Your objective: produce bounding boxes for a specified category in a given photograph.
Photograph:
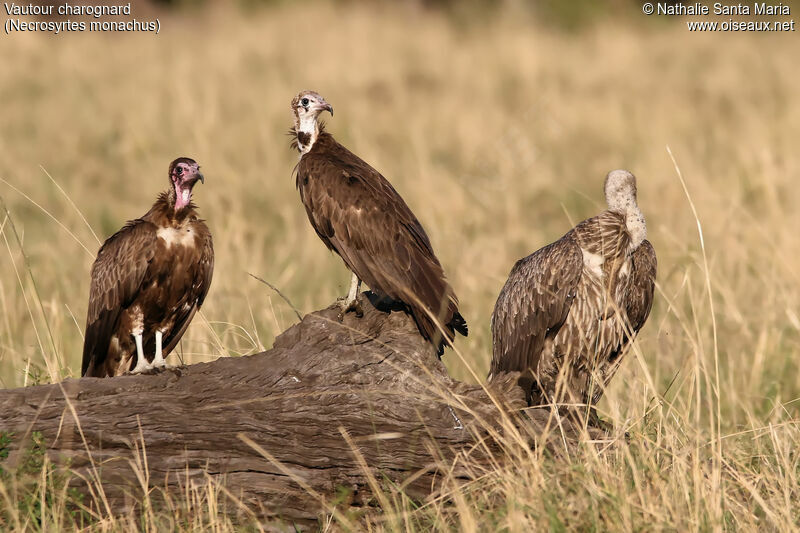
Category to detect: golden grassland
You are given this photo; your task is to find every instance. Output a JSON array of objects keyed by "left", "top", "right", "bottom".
[{"left": 1, "top": 3, "right": 799, "bottom": 530}]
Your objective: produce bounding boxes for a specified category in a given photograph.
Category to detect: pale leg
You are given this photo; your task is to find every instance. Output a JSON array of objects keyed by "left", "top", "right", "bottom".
[
  {"left": 152, "top": 330, "right": 167, "bottom": 368},
  {"left": 131, "top": 332, "right": 152, "bottom": 373},
  {"left": 338, "top": 272, "right": 363, "bottom": 317},
  {"left": 346, "top": 273, "right": 361, "bottom": 306}
]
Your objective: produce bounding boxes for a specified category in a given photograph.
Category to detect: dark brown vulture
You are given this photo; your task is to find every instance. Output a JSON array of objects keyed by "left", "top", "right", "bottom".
[
  {"left": 81, "top": 157, "right": 214, "bottom": 377},
  {"left": 289, "top": 90, "right": 467, "bottom": 354},
  {"left": 489, "top": 170, "right": 657, "bottom": 414}
]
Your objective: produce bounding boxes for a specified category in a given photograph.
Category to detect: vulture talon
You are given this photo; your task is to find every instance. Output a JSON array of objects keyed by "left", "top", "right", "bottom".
[
  {"left": 336, "top": 273, "right": 364, "bottom": 319},
  {"left": 339, "top": 296, "right": 364, "bottom": 318},
  {"left": 129, "top": 365, "right": 155, "bottom": 376},
  {"left": 336, "top": 295, "right": 363, "bottom": 320}
]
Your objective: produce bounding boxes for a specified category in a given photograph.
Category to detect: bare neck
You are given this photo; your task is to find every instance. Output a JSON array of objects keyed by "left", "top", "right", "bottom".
[
  {"left": 613, "top": 204, "right": 646, "bottom": 250},
  {"left": 294, "top": 115, "right": 320, "bottom": 155},
  {"left": 156, "top": 191, "right": 196, "bottom": 225}
]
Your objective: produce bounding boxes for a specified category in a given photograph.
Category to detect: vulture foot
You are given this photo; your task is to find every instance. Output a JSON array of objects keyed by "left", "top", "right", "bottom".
[
  {"left": 337, "top": 295, "right": 364, "bottom": 320},
  {"left": 337, "top": 273, "right": 364, "bottom": 320},
  {"left": 152, "top": 358, "right": 173, "bottom": 370},
  {"left": 127, "top": 365, "right": 157, "bottom": 376},
  {"left": 130, "top": 359, "right": 154, "bottom": 374}
]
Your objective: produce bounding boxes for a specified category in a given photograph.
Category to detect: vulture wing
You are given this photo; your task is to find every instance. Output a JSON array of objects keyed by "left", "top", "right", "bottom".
[
  {"left": 297, "top": 139, "right": 464, "bottom": 350},
  {"left": 626, "top": 239, "right": 657, "bottom": 332},
  {"left": 82, "top": 220, "right": 157, "bottom": 376},
  {"left": 490, "top": 235, "right": 583, "bottom": 396},
  {"left": 160, "top": 225, "right": 214, "bottom": 356}
]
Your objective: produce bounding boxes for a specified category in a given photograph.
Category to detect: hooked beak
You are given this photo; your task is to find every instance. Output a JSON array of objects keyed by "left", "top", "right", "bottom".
[
  {"left": 314, "top": 99, "right": 333, "bottom": 117},
  {"left": 197, "top": 170, "right": 205, "bottom": 184}
]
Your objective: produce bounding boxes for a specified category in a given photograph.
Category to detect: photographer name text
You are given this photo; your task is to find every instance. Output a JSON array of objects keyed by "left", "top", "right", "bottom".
[{"left": 655, "top": 2, "right": 788, "bottom": 16}]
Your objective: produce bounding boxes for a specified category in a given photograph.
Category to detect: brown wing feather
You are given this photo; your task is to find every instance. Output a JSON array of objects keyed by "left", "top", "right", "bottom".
[
  {"left": 160, "top": 222, "right": 214, "bottom": 356},
  {"left": 586, "top": 238, "right": 657, "bottom": 403},
  {"left": 298, "top": 133, "right": 466, "bottom": 353},
  {"left": 490, "top": 235, "right": 583, "bottom": 401},
  {"left": 81, "top": 220, "right": 157, "bottom": 376},
  {"left": 626, "top": 239, "right": 657, "bottom": 332}
]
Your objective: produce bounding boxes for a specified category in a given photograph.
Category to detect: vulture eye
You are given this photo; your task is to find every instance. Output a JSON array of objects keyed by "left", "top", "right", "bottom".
[
  {"left": 301, "top": 97, "right": 310, "bottom": 107},
  {"left": 176, "top": 166, "right": 184, "bottom": 175}
]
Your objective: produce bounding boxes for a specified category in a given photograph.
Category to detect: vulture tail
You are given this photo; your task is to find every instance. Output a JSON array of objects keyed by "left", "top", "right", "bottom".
[
  {"left": 409, "top": 303, "right": 468, "bottom": 356},
  {"left": 448, "top": 311, "right": 468, "bottom": 337}
]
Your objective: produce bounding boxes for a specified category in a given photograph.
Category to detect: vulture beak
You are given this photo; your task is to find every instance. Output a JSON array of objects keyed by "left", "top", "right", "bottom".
[
  {"left": 197, "top": 170, "right": 205, "bottom": 184},
  {"left": 316, "top": 99, "right": 333, "bottom": 116}
]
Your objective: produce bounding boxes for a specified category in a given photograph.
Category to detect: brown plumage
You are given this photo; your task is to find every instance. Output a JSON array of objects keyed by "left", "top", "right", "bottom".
[
  {"left": 82, "top": 157, "right": 214, "bottom": 377},
  {"left": 490, "top": 170, "right": 656, "bottom": 409},
  {"left": 290, "top": 90, "right": 467, "bottom": 354}
]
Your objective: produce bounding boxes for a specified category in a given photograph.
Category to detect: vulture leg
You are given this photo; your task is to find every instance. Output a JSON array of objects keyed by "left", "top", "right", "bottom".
[
  {"left": 130, "top": 332, "right": 152, "bottom": 373},
  {"left": 152, "top": 330, "right": 167, "bottom": 368},
  {"left": 338, "top": 273, "right": 364, "bottom": 319}
]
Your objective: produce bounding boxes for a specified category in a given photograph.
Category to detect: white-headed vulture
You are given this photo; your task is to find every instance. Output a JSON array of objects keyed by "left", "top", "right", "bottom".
[
  {"left": 289, "top": 90, "right": 467, "bottom": 355},
  {"left": 490, "top": 170, "right": 657, "bottom": 411}
]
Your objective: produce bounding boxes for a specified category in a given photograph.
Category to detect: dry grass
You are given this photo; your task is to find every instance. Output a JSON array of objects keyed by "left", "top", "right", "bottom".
[{"left": 1, "top": 2, "right": 799, "bottom": 530}]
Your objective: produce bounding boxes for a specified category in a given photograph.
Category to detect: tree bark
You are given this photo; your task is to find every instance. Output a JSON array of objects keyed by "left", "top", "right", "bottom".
[{"left": 0, "top": 296, "right": 602, "bottom": 529}]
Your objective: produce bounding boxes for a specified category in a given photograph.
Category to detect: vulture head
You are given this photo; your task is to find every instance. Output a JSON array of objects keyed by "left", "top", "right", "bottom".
[
  {"left": 605, "top": 169, "right": 647, "bottom": 248},
  {"left": 291, "top": 90, "right": 333, "bottom": 154},
  {"left": 604, "top": 169, "right": 638, "bottom": 212},
  {"left": 168, "top": 157, "right": 204, "bottom": 211}
]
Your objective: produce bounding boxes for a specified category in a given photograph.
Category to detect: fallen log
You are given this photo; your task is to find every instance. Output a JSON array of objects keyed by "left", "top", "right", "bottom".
[{"left": 0, "top": 295, "right": 605, "bottom": 529}]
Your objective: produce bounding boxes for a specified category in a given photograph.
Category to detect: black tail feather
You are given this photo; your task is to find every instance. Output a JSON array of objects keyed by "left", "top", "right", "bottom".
[
  {"left": 448, "top": 311, "right": 468, "bottom": 337},
  {"left": 365, "top": 291, "right": 467, "bottom": 356}
]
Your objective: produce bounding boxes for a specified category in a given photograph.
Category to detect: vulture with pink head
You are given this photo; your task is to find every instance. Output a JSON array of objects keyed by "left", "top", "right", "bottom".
[{"left": 81, "top": 157, "right": 214, "bottom": 377}]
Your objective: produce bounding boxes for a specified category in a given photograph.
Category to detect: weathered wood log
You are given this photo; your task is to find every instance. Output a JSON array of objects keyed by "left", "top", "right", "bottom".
[{"left": 0, "top": 295, "right": 604, "bottom": 529}]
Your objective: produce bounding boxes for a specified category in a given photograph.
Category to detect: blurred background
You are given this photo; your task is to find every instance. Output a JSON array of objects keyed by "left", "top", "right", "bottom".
[{"left": 1, "top": 0, "right": 799, "bottom": 425}]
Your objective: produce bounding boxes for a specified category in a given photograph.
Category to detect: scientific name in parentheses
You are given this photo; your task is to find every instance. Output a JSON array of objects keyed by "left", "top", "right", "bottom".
[{"left": 657, "top": 3, "right": 790, "bottom": 15}]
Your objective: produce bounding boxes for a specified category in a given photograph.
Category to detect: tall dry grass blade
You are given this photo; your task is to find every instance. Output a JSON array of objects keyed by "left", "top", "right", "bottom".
[
  {"left": 0, "top": 177, "right": 94, "bottom": 258},
  {"left": 39, "top": 165, "right": 101, "bottom": 246},
  {"left": 0, "top": 197, "right": 59, "bottom": 381},
  {"left": 247, "top": 272, "right": 303, "bottom": 321},
  {"left": 338, "top": 427, "right": 396, "bottom": 524},
  {"left": 666, "top": 146, "right": 723, "bottom": 522},
  {"left": 54, "top": 381, "right": 114, "bottom": 520}
]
